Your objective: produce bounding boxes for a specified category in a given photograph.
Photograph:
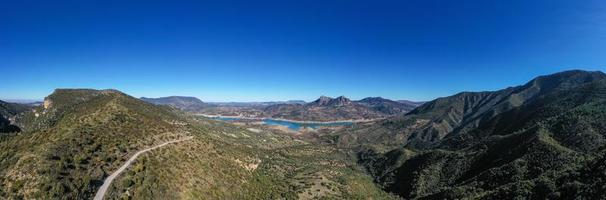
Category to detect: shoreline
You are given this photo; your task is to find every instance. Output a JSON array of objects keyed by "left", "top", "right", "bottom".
[{"left": 193, "top": 114, "right": 382, "bottom": 124}]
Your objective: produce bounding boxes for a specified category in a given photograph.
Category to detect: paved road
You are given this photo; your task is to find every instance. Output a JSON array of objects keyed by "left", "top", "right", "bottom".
[{"left": 93, "top": 136, "right": 194, "bottom": 200}]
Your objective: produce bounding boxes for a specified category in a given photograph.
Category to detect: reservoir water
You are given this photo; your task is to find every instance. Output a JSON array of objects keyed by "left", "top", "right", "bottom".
[{"left": 208, "top": 116, "right": 353, "bottom": 130}]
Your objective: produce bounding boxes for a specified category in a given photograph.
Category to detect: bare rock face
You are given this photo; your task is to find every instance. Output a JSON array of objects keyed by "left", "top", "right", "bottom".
[
  {"left": 309, "top": 96, "right": 351, "bottom": 107},
  {"left": 329, "top": 96, "right": 352, "bottom": 106},
  {"left": 311, "top": 96, "right": 334, "bottom": 106},
  {"left": 43, "top": 99, "right": 52, "bottom": 109}
]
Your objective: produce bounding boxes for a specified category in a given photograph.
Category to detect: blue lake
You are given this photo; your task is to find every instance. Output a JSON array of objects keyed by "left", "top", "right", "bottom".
[{"left": 208, "top": 116, "right": 353, "bottom": 130}]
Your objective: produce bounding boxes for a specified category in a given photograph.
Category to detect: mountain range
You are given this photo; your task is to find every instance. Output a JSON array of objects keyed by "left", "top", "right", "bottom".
[
  {"left": 264, "top": 96, "right": 421, "bottom": 121},
  {"left": 329, "top": 70, "right": 606, "bottom": 199},
  {"left": 140, "top": 97, "right": 307, "bottom": 109},
  {"left": 142, "top": 95, "right": 423, "bottom": 121},
  {"left": 2, "top": 70, "right": 606, "bottom": 199}
]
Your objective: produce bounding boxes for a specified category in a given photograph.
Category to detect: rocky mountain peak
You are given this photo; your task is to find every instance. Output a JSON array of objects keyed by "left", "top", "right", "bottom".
[
  {"left": 311, "top": 96, "right": 334, "bottom": 106},
  {"left": 309, "top": 96, "right": 351, "bottom": 106},
  {"left": 329, "top": 96, "right": 352, "bottom": 106}
]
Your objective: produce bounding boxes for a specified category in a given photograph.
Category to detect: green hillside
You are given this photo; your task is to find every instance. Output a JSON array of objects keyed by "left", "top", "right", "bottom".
[
  {"left": 3, "top": 70, "right": 605, "bottom": 199},
  {"left": 0, "top": 89, "right": 392, "bottom": 199},
  {"left": 334, "top": 70, "right": 606, "bottom": 199}
]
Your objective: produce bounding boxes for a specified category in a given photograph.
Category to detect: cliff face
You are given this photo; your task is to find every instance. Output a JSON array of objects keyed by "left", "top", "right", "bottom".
[{"left": 43, "top": 99, "right": 52, "bottom": 109}]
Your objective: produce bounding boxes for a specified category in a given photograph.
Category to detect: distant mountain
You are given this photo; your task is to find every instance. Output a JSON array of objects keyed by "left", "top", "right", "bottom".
[
  {"left": 330, "top": 70, "right": 606, "bottom": 199},
  {"left": 284, "top": 100, "right": 307, "bottom": 104},
  {"left": 177, "top": 99, "right": 307, "bottom": 118},
  {"left": 358, "top": 97, "right": 419, "bottom": 115},
  {"left": 396, "top": 100, "right": 425, "bottom": 107},
  {"left": 0, "top": 100, "right": 30, "bottom": 118},
  {"left": 264, "top": 96, "right": 420, "bottom": 121},
  {"left": 140, "top": 96, "right": 207, "bottom": 112},
  {"left": 2, "top": 99, "right": 43, "bottom": 104},
  {"left": 0, "top": 100, "right": 31, "bottom": 132},
  {"left": 206, "top": 100, "right": 306, "bottom": 107},
  {"left": 307, "top": 96, "right": 352, "bottom": 106},
  {"left": 143, "top": 95, "right": 419, "bottom": 121}
]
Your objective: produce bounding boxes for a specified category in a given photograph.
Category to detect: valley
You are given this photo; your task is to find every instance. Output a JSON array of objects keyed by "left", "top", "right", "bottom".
[
  {"left": 4, "top": 1, "right": 605, "bottom": 199},
  {"left": 142, "top": 95, "right": 423, "bottom": 122},
  {"left": 1, "top": 70, "right": 606, "bottom": 199}
]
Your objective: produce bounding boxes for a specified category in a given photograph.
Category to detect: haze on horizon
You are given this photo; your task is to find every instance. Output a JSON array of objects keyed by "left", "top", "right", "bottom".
[{"left": 2, "top": 1, "right": 606, "bottom": 102}]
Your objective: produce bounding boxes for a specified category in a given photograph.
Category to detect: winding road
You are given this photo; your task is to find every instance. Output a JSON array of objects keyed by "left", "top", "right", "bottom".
[{"left": 93, "top": 136, "right": 194, "bottom": 200}]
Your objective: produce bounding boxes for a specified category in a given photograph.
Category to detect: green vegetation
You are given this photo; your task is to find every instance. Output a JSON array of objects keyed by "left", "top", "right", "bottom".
[
  {"left": 140, "top": 96, "right": 207, "bottom": 112},
  {"left": 0, "top": 89, "right": 393, "bottom": 199},
  {"left": 3, "top": 70, "right": 606, "bottom": 199},
  {"left": 102, "top": 111, "right": 394, "bottom": 199},
  {"left": 0, "top": 89, "right": 187, "bottom": 199},
  {"left": 335, "top": 70, "right": 606, "bottom": 199}
]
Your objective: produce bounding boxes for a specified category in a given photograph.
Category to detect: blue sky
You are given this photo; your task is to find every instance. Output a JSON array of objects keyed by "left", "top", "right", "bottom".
[{"left": 1, "top": 0, "right": 605, "bottom": 102}]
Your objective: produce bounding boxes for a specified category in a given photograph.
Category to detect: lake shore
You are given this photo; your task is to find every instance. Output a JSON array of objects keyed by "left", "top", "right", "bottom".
[{"left": 194, "top": 114, "right": 382, "bottom": 124}]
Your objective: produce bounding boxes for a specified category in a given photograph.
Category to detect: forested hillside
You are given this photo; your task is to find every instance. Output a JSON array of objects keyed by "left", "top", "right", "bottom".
[{"left": 333, "top": 70, "right": 606, "bottom": 199}]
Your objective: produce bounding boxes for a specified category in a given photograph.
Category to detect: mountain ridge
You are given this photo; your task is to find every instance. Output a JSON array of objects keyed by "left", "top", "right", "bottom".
[
  {"left": 263, "top": 95, "right": 421, "bottom": 121},
  {"left": 140, "top": 96, "right": 207, "bottom": 112},
  {"left": 330, "top": 69, "right": 606, "bottom": 199},
  {"left": 336, "top": 70, "right": 606, "bottom": 149}
]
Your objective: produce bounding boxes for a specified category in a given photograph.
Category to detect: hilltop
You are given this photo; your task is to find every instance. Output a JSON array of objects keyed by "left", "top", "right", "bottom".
[{"left": 1, "top": 89, "right": 189, "bottom": 198}]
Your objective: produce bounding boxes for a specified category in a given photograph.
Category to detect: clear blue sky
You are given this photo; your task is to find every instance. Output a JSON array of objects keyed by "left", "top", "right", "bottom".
[{"left": 1, "top": 0, "right": 605, "bottom": 102}]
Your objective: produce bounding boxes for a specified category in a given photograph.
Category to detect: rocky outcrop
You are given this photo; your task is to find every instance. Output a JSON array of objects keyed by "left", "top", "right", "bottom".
[
  {"left": 43, "top": 99, "right": 52, "bottom": 109},
  {"left": 330, "top": 96, "right": 352, "bottom": 106},
  {"left": 310, "top": 96, "right": 334, "bottom": 106}
]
